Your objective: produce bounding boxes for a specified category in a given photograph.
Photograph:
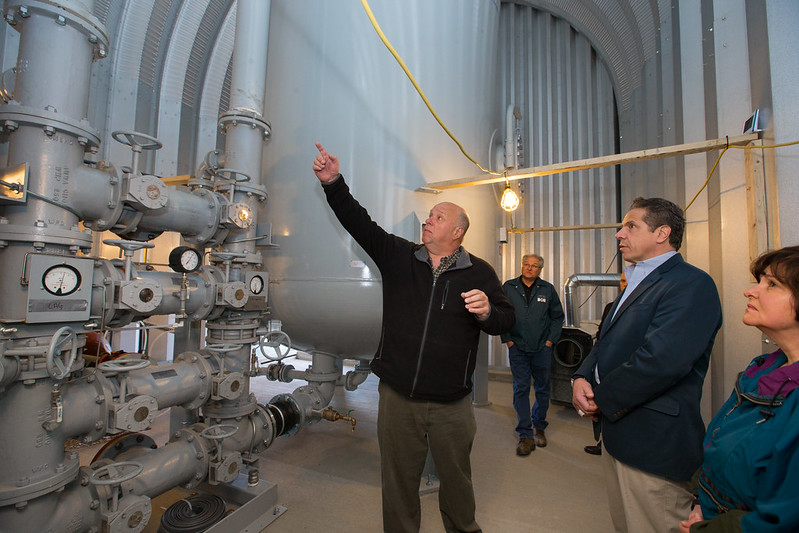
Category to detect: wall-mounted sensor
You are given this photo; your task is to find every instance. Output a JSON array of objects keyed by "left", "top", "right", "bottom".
[{"left": 743, "top": 109, "right": 762, "bottom": 134}]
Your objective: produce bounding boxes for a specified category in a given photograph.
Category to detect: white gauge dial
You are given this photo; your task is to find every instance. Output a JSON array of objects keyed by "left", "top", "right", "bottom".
[
  {"left": 181, "top": 249, "right": 200, "bottom": 271},
  {"left": 168, "top": 246, "right": 202, "bottom": 273},
  {"left": 43, "top": 264, "right": 82, "bottom": 296},
  {"left": 249, "top": 275, "right": 264, "bottom": 295}
]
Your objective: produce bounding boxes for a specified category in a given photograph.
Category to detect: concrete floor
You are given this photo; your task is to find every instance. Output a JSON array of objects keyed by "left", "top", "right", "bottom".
[
  {"left": 247, "top": 365, "right": 613, "bottom": 533},
  {"left": 77, "top": 362, "right": 614, "bottom": 533}
]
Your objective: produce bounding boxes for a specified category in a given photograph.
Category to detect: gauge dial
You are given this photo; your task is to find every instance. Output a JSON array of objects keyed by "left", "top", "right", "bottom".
[
  {"left": 43, "top": 264, "right": 82, "bottom": 296},
  {"left": 168, "top": 246, "right": 202, "bottom": 273},
  {"left": 249, "top": 274, "right": 264, "bottom": 295}
]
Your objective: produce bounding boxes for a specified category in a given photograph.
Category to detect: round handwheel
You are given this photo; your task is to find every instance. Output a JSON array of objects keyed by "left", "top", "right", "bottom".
[
  {"left": 214, "top": 168, "right": 251, "bottom": 183},
  {"left": 46, "top": 326, "right": 78, "bottom": 380},
  {"left": 258, "top": 330, "right": 292, "bottom": 361},
  {"left": 98, "top": 355, "right": 151, "bottom": 373},
  {"left": 111, "top": 130, "right": 163, "bottom": 151},
  {"left": 89, "top": 461, "right": 144, "bottom": 486},
  {"left": 200, "top": 424, "right": 239, "bottom": 441},
  {"left": 205, "top": 343, "right": 243, "bottom": 353}
]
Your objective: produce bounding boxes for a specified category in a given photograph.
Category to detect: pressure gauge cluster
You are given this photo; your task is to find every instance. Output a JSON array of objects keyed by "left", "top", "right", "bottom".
[{"left": 168, "top": 246, "right": 202, "bottom": 273}]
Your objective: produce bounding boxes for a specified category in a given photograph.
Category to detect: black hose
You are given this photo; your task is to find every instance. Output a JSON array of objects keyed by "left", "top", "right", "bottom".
[{"left": 158, "top": 493, "right": 227, "bottom": 533}]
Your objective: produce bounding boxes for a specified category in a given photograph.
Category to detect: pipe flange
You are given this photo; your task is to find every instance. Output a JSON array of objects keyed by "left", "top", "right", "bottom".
[
  {"left": 0, "top": 103, "right": 101, "bottom": 148},
  {"left": 118, "top": 279, "right": 163, "bottom": 313},
  {"left": 0, "top": 222, "right": 93, "bottom": 248},
  {"left": 0, "top": 449, "right": 80, "bottom": 506},
  {"left": 4, "top": 1, "right": 110, "bottom": 58},
  {"left": 211, "top": 371, "right": 245, "bottom": 401},
  {"left": 91, "top": 432, "right": 157, "bottom": 464},
  {"left": 110, "top": 394, "right": 158, "bottom": 433},
  {"left": 202, "top": 393, "right": 258, "bottom": 420},
  {"left": 168, "top": 424, "right": 211, "bottom": 489},
  {"left": 253, "top": 403, "right": 276, "bottom": 450},
  {"left": 218, "top": 111, "right": 271, "bottom": 142},
  {"left": 181, "top": 188, "right": 225, "bottom": 245},
  {"left": 268, "top": 393, "right": 305, "bottom": 437}
]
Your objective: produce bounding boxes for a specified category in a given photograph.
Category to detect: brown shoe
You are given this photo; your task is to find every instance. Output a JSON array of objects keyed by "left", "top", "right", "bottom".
[
  {"left": 533, "top": 428, "right": 547, "bottom": 447},
  {"left": 516, "top": 438, "right": 535, "bottom": 456}
]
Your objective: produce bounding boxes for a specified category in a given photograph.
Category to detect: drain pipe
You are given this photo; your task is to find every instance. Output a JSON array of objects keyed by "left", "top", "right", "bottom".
[{"left": 563, "top": 273, "right": 621, "bottom": 327}]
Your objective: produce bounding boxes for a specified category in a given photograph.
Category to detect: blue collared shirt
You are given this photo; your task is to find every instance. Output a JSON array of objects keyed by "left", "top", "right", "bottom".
[{"left": 613, "top": 251, "right": 677, "bottom": 320}]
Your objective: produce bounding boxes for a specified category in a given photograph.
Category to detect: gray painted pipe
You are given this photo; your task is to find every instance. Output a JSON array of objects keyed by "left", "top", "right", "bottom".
[{"left": 563, "top": 273, "right": 621, "bottom": 327}]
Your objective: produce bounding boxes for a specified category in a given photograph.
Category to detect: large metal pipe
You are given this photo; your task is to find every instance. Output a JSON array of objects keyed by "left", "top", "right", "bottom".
[
  {"left": 563, "top": 273, "right": 621, "bottom": 327},
  {"left": 217, "top": 0, "right": 271, "bottom": 257}
]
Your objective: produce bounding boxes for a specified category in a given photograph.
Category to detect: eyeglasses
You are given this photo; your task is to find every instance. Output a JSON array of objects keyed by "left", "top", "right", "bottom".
[{"left": 524, "top": 264, "right": 543, "bottom": 269}]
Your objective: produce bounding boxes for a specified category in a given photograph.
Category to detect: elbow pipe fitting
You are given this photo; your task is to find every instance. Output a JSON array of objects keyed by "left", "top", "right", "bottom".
[
  {"left": 343, "top": 362, "right": 371, "bottom": 391},
  {"left": 563, "top": 273, "right": 622, "bottom": 327}
]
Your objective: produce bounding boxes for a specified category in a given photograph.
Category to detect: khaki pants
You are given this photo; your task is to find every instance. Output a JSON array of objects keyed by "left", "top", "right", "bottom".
[
  {"left": 377, "top": 381, "right": 481, "bottom": 533},
  {"left": 602, "top": 448, "right": 694, "bottom": 533}
]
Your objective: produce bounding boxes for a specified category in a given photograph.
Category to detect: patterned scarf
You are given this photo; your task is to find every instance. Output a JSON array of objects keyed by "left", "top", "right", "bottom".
[{"left": 431, "top": 248, "right": 461, "bottom": 282}]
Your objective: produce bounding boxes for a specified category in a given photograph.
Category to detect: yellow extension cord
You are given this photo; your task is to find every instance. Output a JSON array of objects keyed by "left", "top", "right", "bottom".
[
  {"left": 359, "top": 0, "right": 799, "bottom": 214},
  {"left": 359, "top": 0, "right": 501, "bottom": 176}
]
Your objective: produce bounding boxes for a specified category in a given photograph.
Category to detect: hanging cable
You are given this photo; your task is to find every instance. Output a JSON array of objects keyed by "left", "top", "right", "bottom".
[
  {"left": 359, "top": 0, "right": 501, "bottom": 176},
  {"left": 684, "top": 138, "right": 799, "bottom": 212}
]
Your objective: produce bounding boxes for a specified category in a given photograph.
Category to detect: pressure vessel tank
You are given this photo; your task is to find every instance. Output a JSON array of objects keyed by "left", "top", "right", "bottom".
[{"left": 261, "top": 0, "right": 502, "bottom": 358}]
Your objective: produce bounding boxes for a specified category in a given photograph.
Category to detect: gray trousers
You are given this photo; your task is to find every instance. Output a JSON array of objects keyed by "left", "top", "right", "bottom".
[{"left": 377, "top": 381, "right": 481, "bottom": 533}]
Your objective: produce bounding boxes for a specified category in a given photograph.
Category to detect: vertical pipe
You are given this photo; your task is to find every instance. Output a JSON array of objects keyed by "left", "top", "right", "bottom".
[{"left": 222, "top": 0, "right": 271, "bottom": 255}]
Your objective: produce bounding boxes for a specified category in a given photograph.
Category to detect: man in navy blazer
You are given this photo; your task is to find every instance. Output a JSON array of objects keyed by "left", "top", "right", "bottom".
[{"left": 572, "top": 197, "right": 722, "bottom": 533}]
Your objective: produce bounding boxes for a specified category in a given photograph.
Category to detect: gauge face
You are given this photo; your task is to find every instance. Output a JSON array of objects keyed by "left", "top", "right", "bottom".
[
  {"left": 169, "top": 246, "right": 202, "bottom": 273},
  {"left": 249, "top": 275, "right": 264, "bottom": 295},
  {"left": 43, "top": 264, "right": 82, "bottom": 296}
]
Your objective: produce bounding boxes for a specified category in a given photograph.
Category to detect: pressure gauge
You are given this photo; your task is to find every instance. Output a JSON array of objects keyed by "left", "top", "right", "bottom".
[
  {"left": 42, "top": 264, "right": 82, "bottom": 296},
  {"left": 168, "top": 246, "right": 202, "bottom": 273},
  {"left": 249, "top": 274, "right": 264, "bottom": 295}
]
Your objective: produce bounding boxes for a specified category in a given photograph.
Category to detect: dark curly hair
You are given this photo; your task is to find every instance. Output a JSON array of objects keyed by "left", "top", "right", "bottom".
[{"left": 750, "top": 245, "right": 799, "bottom": 321}]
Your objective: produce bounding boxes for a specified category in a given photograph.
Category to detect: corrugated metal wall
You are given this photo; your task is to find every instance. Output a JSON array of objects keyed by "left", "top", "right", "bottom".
[{"left": 493, "top": 3, "right": 621, "bottom": 367}]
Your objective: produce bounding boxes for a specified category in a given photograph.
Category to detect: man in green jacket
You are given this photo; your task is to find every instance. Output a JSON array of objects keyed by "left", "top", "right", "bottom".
[{"left": 502, "top": 254, "right": 564, "bottom": 455}]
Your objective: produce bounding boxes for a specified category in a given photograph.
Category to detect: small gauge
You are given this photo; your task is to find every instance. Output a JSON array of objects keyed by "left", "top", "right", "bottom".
[
  {"left": 249, "top": 274, "right": 264, "bottom": 295},
  {"left": 43, "top": 264, "right": 82, "bottom": 296},
  {"left": 168, "top": 246, "right": 202, "bottom": 273}
]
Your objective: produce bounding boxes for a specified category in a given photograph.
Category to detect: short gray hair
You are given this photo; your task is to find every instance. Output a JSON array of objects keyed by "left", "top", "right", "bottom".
[
  {"left": 522, "top": 254, "right": 543, "bottom": 267},
  {"left": 455, "top": 209, "right": 470, "bottom": 236}
]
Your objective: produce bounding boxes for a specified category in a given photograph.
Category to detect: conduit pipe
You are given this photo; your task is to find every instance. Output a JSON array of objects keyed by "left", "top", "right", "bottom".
[
  {"left": 504, "top": 105, "right": 521, "bottom": 169},
  {"left": 563, "top": 273, "right": 621, "bottom": 327}
]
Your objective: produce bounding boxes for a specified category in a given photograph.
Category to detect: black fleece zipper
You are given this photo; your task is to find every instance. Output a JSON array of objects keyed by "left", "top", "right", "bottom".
[{"left": 410, "top": 277, "right": 438, "bottom": 397}]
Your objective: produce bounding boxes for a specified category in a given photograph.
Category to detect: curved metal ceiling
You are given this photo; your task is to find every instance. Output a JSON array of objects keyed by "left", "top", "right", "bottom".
[
  {"left": 92, "top": 0, "right": 667, "bottom": 174},
  {"left": 505, "top": 0, "right": 667, "bottom": 110}
]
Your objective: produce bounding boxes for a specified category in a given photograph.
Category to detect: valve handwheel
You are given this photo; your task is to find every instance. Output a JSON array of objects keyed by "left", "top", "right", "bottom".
[
  {"left": 89, "top": 461, "right": 144, "bottom": 486},
  {"left": 46, "top": 326, "right": 78, "bottom": 380},
  {"left": 111, "top": 130, "right": 163, "bottom": 151}
]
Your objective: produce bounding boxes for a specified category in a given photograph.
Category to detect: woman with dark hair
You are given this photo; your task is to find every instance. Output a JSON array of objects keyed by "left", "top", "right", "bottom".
[{"left": 681, "top": 245, "right": 799, "bottom": 532}]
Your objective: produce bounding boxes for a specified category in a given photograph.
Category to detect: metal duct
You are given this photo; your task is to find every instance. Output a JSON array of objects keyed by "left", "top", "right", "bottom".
[{"left": 563, "top": 272, "right": 620, "bottom": 327}]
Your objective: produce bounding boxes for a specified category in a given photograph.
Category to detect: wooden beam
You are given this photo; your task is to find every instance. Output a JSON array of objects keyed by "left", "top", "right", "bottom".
[
  {"left": 420, "top": 133, "right": 761, "bottom": 191},
  {"left": 510, "top": 223, "right": 622, "bottom": 233}
]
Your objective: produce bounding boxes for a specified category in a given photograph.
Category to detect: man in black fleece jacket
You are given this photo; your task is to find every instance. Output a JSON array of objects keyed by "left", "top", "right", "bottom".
[{"left": 313, "top": 143, "right": 515, "bottom": 533}]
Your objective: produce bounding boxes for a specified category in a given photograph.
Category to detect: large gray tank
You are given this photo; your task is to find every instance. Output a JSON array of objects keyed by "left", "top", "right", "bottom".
[{"left": 260, "top": 0, "right": 503, "bottom": 358}]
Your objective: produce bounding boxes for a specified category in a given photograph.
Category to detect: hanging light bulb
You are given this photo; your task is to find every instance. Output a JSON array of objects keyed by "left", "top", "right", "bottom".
[{"left": 500, "top": 183, "right": 520, "bottom": 212}]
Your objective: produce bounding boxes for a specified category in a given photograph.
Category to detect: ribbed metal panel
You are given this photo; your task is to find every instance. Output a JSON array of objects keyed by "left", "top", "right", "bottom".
[
  {"left": 506, "top": 0, "right": 660, "bottom": 111},
  {"left": 496, "top": 4, "right": 620, "bottom": 368}
]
